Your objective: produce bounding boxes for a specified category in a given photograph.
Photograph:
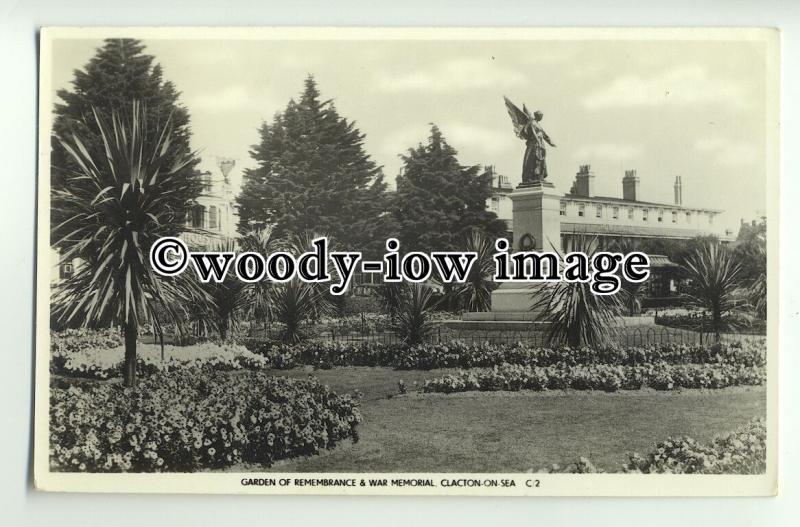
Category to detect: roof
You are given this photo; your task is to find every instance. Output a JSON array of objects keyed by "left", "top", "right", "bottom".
[
  {"left": 648, "top": 254, "right": 680, "bottom": 268},
  {"left": 562, "top": 193, "right": 722, "bottom": 213},
  {"left": 560, "top": 221, "right": 729, "bottom": 240}
]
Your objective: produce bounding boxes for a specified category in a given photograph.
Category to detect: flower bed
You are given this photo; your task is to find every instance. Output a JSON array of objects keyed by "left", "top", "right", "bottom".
[
  {"left": 543, "top": 418, "right": 766, "bottom": 474},
  {"left": 421, "top": 362, "right": 765, "bottom": 394},
  {"left": 50, "top": 329, "right": 766, "bottom": 381},
  {"left": 50, "top": 328, "right": 123, "bottom": 374},
  {"left": 247, "top": 340, "right": 765, "bottom": 371},
  {"left": 52, "top": 339, "right": 268, "bottom": 380},
  {"left": 49, "top": 368, "right": 361, "bottom": 472}
]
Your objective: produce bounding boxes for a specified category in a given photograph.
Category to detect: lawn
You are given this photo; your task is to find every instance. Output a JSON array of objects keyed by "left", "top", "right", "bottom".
[{"left": 251, "top": 366, "right": 765, "bottom": 473}]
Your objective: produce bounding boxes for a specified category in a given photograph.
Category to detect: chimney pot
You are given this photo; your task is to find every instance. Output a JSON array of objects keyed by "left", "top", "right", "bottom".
[
  {"left": 673, "top": 176, "right": 683, "bottom": 206},
  {"left": 574, "top": 164, "right": 595, "bottom": 197},
  {"left": 623, "top": 169, "right": 640, "bottom": 201}
]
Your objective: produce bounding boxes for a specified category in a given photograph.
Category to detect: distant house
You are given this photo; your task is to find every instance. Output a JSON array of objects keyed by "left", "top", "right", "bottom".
[{"left": 182, "top": 158, "right": 240, "bottom": 250}]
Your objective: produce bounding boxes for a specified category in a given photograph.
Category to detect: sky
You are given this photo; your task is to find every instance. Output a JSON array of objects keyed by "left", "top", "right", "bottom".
[{"left": 49, "top": 35, "right": 771, "bottom": 234}]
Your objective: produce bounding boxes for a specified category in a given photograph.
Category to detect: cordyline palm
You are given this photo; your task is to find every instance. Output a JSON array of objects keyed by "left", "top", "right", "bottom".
[
  {"left": 457, "top": 229, "right": 496, "bottom": 312},
  {"left": 193, "top": 240, "right": 250, "bottom": 341},
  {"left": 376, "top": 282, "right": 405, "bottom": 322},
  {"left": 682, "top": 242, "right": 744, "bottom": 341},
  {"left": 532, "top": 235, "right": 623, "bottom": 348},
  {"left": 239, "top": 227, "right": 277, "bottom": 331},
  {"left": 747, "top": 242, "right": 767, "bottom": 320},
  {"left": 610, "top": 237, "right": 646, "bottom": 316},
  {"left": 51, "top": 103, "right": 204, "bottom": 387},
  {"left": 270, "top": 278, "right": 333, "bottom": 344},
  {"left": 393, "top": 283, "right": 439, "bottom": 346}
]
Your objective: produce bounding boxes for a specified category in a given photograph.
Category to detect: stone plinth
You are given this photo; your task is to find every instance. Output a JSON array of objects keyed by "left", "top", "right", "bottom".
[{"left": 488, "top": 182, "right": 562, "bottom": 313}]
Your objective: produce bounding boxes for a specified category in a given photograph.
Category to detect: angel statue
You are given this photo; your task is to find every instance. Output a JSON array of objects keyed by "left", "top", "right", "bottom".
[{"left": 504, "top": 96, "right": 556, "bottom": 185}]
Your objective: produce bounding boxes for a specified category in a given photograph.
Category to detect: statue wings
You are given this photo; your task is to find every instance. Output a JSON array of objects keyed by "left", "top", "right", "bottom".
[{"left": 504, "top": 96, "right": 531, "bottom": 138}]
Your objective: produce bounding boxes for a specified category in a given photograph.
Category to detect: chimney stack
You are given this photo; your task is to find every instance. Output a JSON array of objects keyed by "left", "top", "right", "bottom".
[
  {"left": 674, "top": 176, "right": 683, "bottom": 206},
  {"left": 623, "top": 169, "right": 639, "bottom": 201},
  {"left": 574, "top": 164, "right": 595, "bottom": 197}
]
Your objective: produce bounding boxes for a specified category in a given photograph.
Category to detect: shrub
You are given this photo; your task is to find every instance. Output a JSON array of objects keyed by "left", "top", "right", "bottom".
[
  {"left": 624, "top": 418, "right": 766, "bottom": 474},
  {"left": 49, "top": 369, "right": 361, "bottom": 472},
  {"left": 540, "top": 418, "right": 766, "bottom": 474},
  {"left": 314, "top": 314, "right": 390, "bottom": 336}
]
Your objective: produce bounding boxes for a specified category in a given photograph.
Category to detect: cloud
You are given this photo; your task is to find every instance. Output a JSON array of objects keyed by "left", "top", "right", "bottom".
[
  {"left": 375, "top": 58, "right": 525, "bottom": 93},
  {"left": 695, "top": 137, "right": 758, "bottom": 167},
  {"left": 440, "top": 123, "right": 511, "bottom": 155},
  {"left": 380, "top": 122, "right": 511, "bottom": 160},
  {"left": 187, "top": 85, "right": 282, "bottom": 115},
  {"left": 582, "top": 65, "right": 748, "bottom": 110},
  {"left": 574, "top": 142, "right": 642, "bottom": 162}
]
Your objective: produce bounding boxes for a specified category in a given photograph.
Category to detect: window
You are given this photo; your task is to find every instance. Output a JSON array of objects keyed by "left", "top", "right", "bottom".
[
  {"left": 560, "top": 202, "right": 566, "bottom": 216},
  {"left": 612, "top": 207, "right": 619, "bottom": 219},
  {"left": 657, "top": 209, "right": 663, "bottom": 223},
  {"left": 686, "top": 212, "right": 692, "bottom": 222},
  {"left": 627, "top": 208, "right": 634, "bottom": 220},
  {"left": 209, "top": 206, "right": 218, "bottom": 230},
  {"left": 672, "top": 211, "right": 677, "bottom": 223},
  {"left": 191, "top": 205, "right": 205, "bottom": 229},
  {"left": 578, "top": 204, "right": 585, "bottom": 217},
  {"left": 709, "top": 213, "right": 714, "bottom": 225},
  {"left": 642, "top": 208, "right": 649, "bottom": 222},
  {"left": 60, "top": 262, "right": 74, "bottom": 280},
  {"left": 596, "top": 205, "right": 603, "bottom": 218}
]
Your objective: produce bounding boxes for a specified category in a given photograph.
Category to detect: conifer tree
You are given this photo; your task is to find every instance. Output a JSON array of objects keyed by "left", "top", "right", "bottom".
[
  {"left": 391, "top": 125, "right": 507, "bottom": 253},
  {"left": 52, "top": 38, "right": 201, "bottom": 231},
  {"left": 237, "top": 76, "right": 388, "bottom": 257}
]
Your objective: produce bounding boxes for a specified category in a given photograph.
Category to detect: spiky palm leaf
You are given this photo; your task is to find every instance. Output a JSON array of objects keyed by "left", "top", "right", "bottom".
[
  {"left": 393, "top": 283, "right": 439, "bottom": 346},
  {"left": 376, "top": 282, "right": 405, "bottom": 321},
  {"left": 457, "top": 229, "right": 496, "bottom": 312},
  {"left": 270, "top": 279, "right": 333, "bottom": 344},
  {"left": 609, "top": 238, "right": 646, "bottom": 316},
  {"left": 283, "top": 231, "right": 340, "bottom": 319},
  {"left": 532, "top": 235, "right": 623, "bottom": 348},
  {"left": 192, "top": 240, "right": 250, "bottom": 341},
  {"left": 239, "top": 226, "right": 277, "bottom": 325},
  {"left": 51, "top": 102, "right": 203, "bottom": 386},
  {"left": 747, "top": 242, "right": 767, "bottom": 320},
  {"left": 681, "top": 242, "right": 744, "bottom": 340}
]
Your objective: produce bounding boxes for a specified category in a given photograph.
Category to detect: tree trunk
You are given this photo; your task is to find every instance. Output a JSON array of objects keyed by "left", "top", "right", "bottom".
[
  {"left": 220, "top": 318, "right": 228, "bottom": 341},
  {"left": 712, "top": 301, "right": 722, "bottom": 343},
  {"left": 123, "top": 320, "right": 138, "bottom": 388}
]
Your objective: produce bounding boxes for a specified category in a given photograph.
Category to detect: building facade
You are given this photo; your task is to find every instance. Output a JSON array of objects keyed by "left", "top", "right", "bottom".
[
  {"left": 488, "top": 164, "right": 733, "bottom": 247},
  {"left": 182, "top": 158, "right": 240, "bottom": 250}
]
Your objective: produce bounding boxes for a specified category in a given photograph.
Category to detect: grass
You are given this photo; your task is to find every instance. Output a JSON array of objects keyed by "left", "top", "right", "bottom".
[{"left": 248, "top": 366, "right": 766, "bottom": 473}]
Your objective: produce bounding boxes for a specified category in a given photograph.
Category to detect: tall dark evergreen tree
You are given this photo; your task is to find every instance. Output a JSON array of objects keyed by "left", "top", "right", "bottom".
[
  {"left": 52, "top": 39, "right": 201, "bottom": 233},
  {"left": 391, "top": 125, "right": 507, "bottom": 253},
  {"left": 237, "top": 76, "right": 388, "bottom": 257}
]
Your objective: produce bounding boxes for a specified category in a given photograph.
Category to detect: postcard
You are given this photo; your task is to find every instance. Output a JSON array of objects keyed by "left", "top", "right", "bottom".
[{"left": 35, "top": 27, "right": 779, "bottom": 495}]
